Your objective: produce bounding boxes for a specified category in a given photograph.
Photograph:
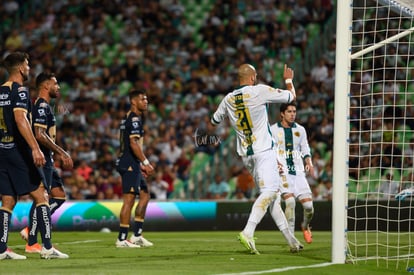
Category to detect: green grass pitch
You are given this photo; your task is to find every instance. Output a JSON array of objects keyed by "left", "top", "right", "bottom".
[{"left": 1, "top": 231, "right": 410, "bottom": 275}]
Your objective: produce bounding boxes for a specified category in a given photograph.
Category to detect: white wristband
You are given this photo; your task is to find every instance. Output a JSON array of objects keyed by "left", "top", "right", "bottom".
[
  {"left": 285, "top": 78, "right": 293, "bottom": 84},
  {"left": 142, "top": 159, "right": 150, "bottom": 166}
]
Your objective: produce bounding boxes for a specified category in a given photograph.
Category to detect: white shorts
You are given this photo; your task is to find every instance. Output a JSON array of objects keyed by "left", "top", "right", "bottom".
[
  {"left": 280, "top": 173, "right": 312, "bottom": 198},
  {"left": 242, "top": 149, "right": 280, "bottom": 193}
]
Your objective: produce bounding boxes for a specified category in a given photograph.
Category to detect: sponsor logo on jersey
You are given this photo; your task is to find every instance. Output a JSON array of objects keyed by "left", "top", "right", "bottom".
[{"left": 0, "top": 100, "right": 11, "bottom": 106}]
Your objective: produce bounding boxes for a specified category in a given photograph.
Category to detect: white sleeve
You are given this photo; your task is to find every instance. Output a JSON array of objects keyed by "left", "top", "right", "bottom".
[
  {"left": 299, "top": 125, "right": 312, "bottom": 159},
  {"left": 256, "top": 84, "right": 293, "bottom": 104},
  {"left": 211, "top": 96, "right": 227, "bottom": 125}
]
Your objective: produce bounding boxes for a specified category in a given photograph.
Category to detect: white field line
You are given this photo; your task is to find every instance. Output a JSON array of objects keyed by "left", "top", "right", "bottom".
[{"left": 212, "top": 262, "right": 334, "bottom": 275}]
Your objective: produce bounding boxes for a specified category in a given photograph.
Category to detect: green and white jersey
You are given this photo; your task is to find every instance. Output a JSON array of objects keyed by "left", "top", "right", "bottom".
[
  {"left": 270, "top": 122, "right": 311, "bottom": 176},
  {"left": 212, "top": 84, "right": 293, "bottom": 157}
]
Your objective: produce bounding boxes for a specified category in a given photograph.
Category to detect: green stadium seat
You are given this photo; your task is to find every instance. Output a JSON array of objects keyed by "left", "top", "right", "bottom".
[
  {"left": 316, "top": 142, "right": 327, "bottom": 156},
  {"left": 277, "top": 11, "right": 291, "bottom": 26},
  {"left": 293, "top": 47, "right": 302, "bottom": 59},
  {"left": 213, "top": 95, "right": 224, "bottom": 105},
  {"left": 323, "top": 150, "right": 332, "bottom": 162},
  {"left": 190, "top": 152, "right": 210, "bottom": 177},
  {"left": 58, "top": 82, "right": 70, "bottom": 99},
  {"left": 193, "top": 34, "right": 203, "bottom": 48},
  {"left": 348, "top": 178, "right": 358, "bottom": 199},
  {"left": 306, "top": 23, "right": 321, "bottom": 40},
  {"left": 170, "top": 179, "right": 187, "bottom": 199},
  {"left": 354, "top": 178, "right": 372, "bottom": 200},
  {"left": 362, "top": 167, "right": 381, "bottom": 182},
  {"left": 118, "top": 81, "right": 132, "bottom": 97}
]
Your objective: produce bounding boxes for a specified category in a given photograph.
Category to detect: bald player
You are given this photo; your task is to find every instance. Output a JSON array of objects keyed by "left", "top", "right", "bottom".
[{"left": 211, "top": 64, "right": 303, "bottom": 254}]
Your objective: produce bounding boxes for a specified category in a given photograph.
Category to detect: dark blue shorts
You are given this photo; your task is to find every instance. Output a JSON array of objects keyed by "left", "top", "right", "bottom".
[
  {"left": 0, "top": 147, "right": 45, "bottom": 196},
  {"left": 116, "top": 155, "right": 142, "bottom": 195},
  {"left": 43, "top": 165, "right": 64, "bottom": 193}
]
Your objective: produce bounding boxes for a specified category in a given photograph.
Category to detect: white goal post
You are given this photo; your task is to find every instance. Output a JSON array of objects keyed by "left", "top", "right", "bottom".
[{"left": 333, "top": 0, "right": 414, "bottom": 267}]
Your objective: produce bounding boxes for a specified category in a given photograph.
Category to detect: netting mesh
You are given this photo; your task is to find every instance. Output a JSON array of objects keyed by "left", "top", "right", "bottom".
[{"left": 346, "top": 0, "right": 414, "bottom": 269}]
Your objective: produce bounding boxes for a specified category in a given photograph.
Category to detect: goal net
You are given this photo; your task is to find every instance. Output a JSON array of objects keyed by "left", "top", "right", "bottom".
[{"left": 335, "top": 0, "right": 414, "bottom": 269}]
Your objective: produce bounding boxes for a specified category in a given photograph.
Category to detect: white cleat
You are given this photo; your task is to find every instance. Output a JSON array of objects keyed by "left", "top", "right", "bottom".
[
  {"left": 288, "top": 235, "right": 304, "bottom": 253},
  {"left": 0, "top": 248, "right": 27, "bottom": 260},
  {"left": 290, "top": 243, "right": 304, "bottom": 253},
  {"left": 40, "top": 247, "right": 69, "bottom": 259},
  {"left": 130, "top": 235, "right": 153, "bottom": 247},
  {"left": 116, "top": 239, "right": 141, "bottom": 248}
]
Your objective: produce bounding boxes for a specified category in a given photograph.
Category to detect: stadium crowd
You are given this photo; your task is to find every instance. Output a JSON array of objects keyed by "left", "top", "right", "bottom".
[{"left": 0, "top": 0, "right": 336, "bottom": 201}]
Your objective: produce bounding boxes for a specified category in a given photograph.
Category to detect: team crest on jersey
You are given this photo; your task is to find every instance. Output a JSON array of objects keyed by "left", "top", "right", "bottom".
[
  {"left": 132, "top": 121, "right": 139, "bottom": 128},
  {"left": 278, "top": 132, "right": 283, "bottom": 138},
  {"left": 38, "top": 108, "right": 45, "bottom": 116},
  {"left": 18, "top": 92, "right": 27, "bottom": 99},
  {"left": 294, "top": 132, "right": 300, "bottom": 137}
]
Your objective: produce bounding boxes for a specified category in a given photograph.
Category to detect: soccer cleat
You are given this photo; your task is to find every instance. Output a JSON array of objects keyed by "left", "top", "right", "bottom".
[
  {"left": 301, "top": 225, "right": 313, "bottom": 244},
  {"left": 288, "top": 235, "right": 304, "bottom": 253},
  {"left": 0, "top": 248, "right": 27, "bottom": 260},
  {"left": 237, "top": 232, "right": 260, "bottom": 255},
  {"left": 395, "top": 188, "right": 414, "bottom": 201},
  {"left": 130, "top": 235, "right": 153, "bottom": 247},
  {"left": 40, "top": 247, "right": 69, "bottom": 259},
  {"left": 25, "top": 243, "right": 42, "bottom": 254},
  {"left": 20, "top": 227, "right": 29, "bottom": 242},
  {"left": 290, "top": 243, "right": 304, "bottom": 253},
  {"left": 115, "top": 239, "right": 141, "bottom": 248}
]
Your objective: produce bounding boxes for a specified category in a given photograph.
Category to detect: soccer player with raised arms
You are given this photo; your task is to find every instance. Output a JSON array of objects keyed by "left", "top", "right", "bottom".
[{"left": 211, "top": 64, "right": 303, "bottom": 254}]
